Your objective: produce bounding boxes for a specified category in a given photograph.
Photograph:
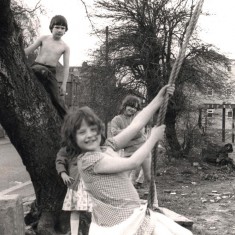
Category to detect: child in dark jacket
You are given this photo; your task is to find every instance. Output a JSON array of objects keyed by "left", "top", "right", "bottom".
[{"left": 56, "top": 147, "right": 92, "bottom": 235}]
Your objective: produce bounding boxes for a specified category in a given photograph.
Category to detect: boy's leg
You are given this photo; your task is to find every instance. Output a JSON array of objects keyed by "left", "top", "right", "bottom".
[
  {"left": 136, "top": 168, "right": 144, "bottom": 184},
  {"left": 31, "top": 64, "right": 67, "bottom": 118},
  {"left": 130, "top": 167, "right": 141, "bottom": 184},
  {"left": 46, "top": 75, "right": 67, "bottom": 118},
  {"left": 142, "top": 153, "right": 159, "bottom": 206}
]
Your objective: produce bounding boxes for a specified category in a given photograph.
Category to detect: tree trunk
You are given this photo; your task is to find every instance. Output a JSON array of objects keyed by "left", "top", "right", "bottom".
[
  {"left": 165, "top": 107, "right": 183, "bottom": 159},
  {"left": 0, "top": 1, "right": 68, "bottom": 234},
  {"left": 147, "top": 81, "right": 182, "bottom": 159},
  {"left": 182, "top": 131, "right": 193, "bottom": 157}
]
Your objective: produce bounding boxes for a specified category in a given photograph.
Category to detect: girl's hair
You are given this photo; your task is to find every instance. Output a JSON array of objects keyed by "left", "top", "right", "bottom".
[
  {"left": 119, "top": 95, "right": 141, "bottom": 114},
  {"left": 61, "top": 106, "right": 105, "bottom": 155},
  {"left": 49, "top": 15, "right": 68, "bottom": 32}
]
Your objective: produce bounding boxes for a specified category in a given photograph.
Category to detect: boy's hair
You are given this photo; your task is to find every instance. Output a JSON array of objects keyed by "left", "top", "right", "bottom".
[
  {"left": 61, "top": 106, "right": 105, "bottom": 155},
  {"left": 119, "top": 95, "right": 141, "bottom": 114},
  {"left": 49, "top": 15, "right": 68, "bottom": 32}
]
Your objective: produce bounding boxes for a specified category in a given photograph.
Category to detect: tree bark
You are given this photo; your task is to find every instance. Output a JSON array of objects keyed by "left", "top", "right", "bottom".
[
  {"left": 165, "top": 107, "right": 183, "bottom": 159},
  {"left": 147, "top": 81, "right": 182, "bottom": 159},
  {"left": 0, "top": 1, "right": 68, "bottom": 234}
]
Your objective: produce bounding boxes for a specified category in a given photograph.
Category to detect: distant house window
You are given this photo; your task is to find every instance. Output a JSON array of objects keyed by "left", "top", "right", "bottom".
[
  {"left": 207, "top": 88, "right": 213, "bottom": 96},
  {"left": 227, "top": 89, "right": 232, "bottom": 96},
  {"left": 228, "top": 66, "right": 232, "bottom": 72},
  {"left": 228, "top": 111, "right": 233, "bottom": 118},
  {"left": 207, "top": 109, "right": 213, "bottom": 118}
]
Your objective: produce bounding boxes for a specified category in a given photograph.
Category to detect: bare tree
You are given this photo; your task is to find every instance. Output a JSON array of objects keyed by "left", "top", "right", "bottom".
[
  {"left": 11, "top": 0, "right": 46, "bottom": 64},
  {"left": 87, "top": 0, "right": 230, "bottom": 157}
]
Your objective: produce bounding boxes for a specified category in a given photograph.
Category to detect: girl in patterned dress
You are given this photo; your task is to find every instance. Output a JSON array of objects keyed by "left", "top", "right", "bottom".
[
  {"left": 60, "top": 85, "right": 193, "bottom": 235},
  {"left": 56, "top": 138, "right": 92, "bottom": 234}
]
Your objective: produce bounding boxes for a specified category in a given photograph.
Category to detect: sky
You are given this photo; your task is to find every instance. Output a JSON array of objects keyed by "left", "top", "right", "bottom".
[
  {"left": 24, "top": 0, "right": 235, "bottom": 66},
  {"left": 198, "top": 0, "right": 235, "bottom": 59}
]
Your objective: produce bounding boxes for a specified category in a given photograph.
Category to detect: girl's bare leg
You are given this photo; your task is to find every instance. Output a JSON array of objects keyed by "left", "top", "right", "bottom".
[
  {"left": 141, "top": 153, "right": 151, "bottom": 184},
  {"left": 70, "top": 211, "right": 80, "bottom": 235}
]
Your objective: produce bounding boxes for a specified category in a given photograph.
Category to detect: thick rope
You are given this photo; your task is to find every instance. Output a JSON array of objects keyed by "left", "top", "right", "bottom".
[{"left": 147, "top": 0, "right": 204, "bottom": 209}]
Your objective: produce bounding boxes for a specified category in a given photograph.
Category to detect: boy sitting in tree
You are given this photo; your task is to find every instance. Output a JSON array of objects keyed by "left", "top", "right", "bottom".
[{"left": 24, "top": 15, "right": 70, "bottom": 118}]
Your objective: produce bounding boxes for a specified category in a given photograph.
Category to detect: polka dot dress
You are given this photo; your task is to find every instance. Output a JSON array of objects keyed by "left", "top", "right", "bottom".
[{"left": 78, "top": 138, "right": 154, "bottom": 234}]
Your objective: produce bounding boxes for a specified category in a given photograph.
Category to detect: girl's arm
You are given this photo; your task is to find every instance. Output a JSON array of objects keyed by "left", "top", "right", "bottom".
[
  {"left": 94, "top": 125, "right": 165, "bottom": 174},
  {"left": 56, "top": 147, "right": 75, "bottom": 186},
  {"left": 113, "top": 85, "right": 174, "bottom": 149},
  {"left": 55, "top": 147, "right": 68, "bottom": 175}
]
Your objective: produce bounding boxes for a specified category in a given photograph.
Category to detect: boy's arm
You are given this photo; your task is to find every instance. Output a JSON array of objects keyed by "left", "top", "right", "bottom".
[
  {"left": 60, "top": 45, "right": 70, "bottom": 96},
  {"left": 24, "top": 36, "right": 44, "bottom": 56}
]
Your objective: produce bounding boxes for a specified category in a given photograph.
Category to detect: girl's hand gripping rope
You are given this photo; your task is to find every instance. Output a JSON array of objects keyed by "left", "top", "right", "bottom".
[
  {"left": 156, "top": 84, "right": 175, "bottom": 104},
  {"left": 149, "top": 125, "right": 166, "bottom": 143}
]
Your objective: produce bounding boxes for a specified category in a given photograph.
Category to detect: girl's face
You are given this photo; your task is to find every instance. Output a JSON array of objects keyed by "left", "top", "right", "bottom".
[
  {"left": 76, "top": 119, "right": 101, "bottom": 152},
  {"left": 124, "top": 105, "right": 138, "bottom": 117}
]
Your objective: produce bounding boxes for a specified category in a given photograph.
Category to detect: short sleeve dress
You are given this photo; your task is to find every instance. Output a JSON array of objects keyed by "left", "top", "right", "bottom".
[
  {"left": 56, "top": 148, "right": 92, "bottom": 212},
  {"left": 77, "top": 138, "right": 154, "bottom": 234}
]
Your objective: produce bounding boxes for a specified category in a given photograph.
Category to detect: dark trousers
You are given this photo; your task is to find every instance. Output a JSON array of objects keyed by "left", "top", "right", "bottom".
[{"left": 31, "top": 62, "right": 67, "bottom": 118}]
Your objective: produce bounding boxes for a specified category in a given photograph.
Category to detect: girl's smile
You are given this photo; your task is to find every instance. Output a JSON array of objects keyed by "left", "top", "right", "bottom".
[
  {"left": 124, "top": 105, "right": 137, "bottom": 117},
  {"left": 76, "top": 119, "right": 101, "bottom": 152}
]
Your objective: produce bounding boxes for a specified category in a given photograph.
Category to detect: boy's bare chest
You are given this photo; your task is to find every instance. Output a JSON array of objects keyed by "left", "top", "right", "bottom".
[{"left": 41, "top": 40, "right": 65, "bottom": 55}]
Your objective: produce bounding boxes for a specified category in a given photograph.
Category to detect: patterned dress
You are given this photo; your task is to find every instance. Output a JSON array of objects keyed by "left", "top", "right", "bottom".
[
  {"left": 77, "top": 139, "right": 193, "bottom": 235},
  {"left": 62, "top": 179, "right": 92, "bottom": 212},
  {"left": 78, "top": 139, "right": 154, "bottom": 234},
  {"left": 56, "top": 147, "right": 92, "bottom": 212}
]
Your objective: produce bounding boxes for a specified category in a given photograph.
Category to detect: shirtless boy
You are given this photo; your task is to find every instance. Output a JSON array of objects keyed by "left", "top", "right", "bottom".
[{"left": 25, "top": 15, "right": 70, "bottom": 118}]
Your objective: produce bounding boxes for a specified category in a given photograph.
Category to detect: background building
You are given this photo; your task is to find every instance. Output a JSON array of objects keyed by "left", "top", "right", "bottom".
[{"left": 197, "top": 60, "right": 235, "bottom": 143}]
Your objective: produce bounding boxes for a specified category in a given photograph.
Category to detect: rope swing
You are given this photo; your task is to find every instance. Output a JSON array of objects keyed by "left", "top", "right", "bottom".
[{"left": 147, "top": 0, "right": 205, "bottom": 209}]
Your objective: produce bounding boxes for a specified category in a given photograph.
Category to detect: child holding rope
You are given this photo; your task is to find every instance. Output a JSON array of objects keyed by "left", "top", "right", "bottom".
[
  {"left": 60, "top": 85, "right": 193, "bottom": 235},
  {"left": 56, "top": 146, "right": 92, "bottom": 235},
  {"left": 110, "top": 95, "right": 151, "bottom": 188}
]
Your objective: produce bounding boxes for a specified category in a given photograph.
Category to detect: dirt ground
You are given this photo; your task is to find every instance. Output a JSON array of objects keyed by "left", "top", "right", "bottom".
[{"left": 138, "top": 158, "right": 235, "bottom": 235}]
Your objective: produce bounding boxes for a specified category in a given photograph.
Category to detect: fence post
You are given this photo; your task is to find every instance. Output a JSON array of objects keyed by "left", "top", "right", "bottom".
[{"left": 0, "top": 194, "right": 24, "bottom": 235}]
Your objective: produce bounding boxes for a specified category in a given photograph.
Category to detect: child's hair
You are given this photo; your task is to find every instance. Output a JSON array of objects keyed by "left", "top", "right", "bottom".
[
  {"left": 119, "top": 95, "right": 141, "bottom": 114},
  {"left": 61, "top": 106, "right": 105, "bottom": 155},
  {"left": 49, "top": 15, "right": 68, "bottom": 32}
]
